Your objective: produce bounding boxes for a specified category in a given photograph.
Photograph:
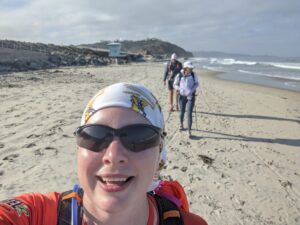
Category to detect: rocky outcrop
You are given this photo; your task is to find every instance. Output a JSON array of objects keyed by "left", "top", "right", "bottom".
[
  {"left": 0, "top": 40, "right": 110, "bottom": 73},
  {"left": 0, "top": 38, "right": 192, "bottom": 73}
]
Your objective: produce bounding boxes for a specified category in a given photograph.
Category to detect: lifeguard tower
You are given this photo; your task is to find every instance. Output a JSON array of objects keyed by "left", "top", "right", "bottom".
[
  {"left": 107, "top": 42, "right": 138, "bottom": 63},
  {"left": 107, "top": 42, "right": 121, "bottom": 57}
]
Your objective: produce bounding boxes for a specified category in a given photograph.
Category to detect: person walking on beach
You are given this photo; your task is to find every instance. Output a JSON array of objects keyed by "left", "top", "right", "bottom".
[
  {"left": 174, "top": 61, "right": 199, "bottom": 138},
  {"left": 163, "top": 53, "right": 182, "bottom": 111},
  {"left": 0, "top": 82, "right": 207, "bottom": 225}
]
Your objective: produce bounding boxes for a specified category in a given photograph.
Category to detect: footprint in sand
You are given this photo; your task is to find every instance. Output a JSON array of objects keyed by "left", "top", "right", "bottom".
[
  {"left": 2, "top": 154, "right": 19, "bottom": 162},
  {"left": 27, "top": 134, "right": 41, "bottom": 139},
  {"left": 4, "top": 123, "right": 19, "bottom": 128},
  {"left": 172, "top": 165, "right": 179, "bottom": 170},
  {"left": 45, "top": 147, "right": 58, "bottom": 155},
  {"left": 45, "top": 146, "right": 57, "bottom": 150},
  {"left": 198, "top": 154, "right": 214, "bottom": 165},
  {"left": 181, "top": 167, "right": 188, "bottom": 172},
  {"left": 0, "top": 143, "right": 4, "bottom": 148},
  {"left": 34, "top": 149, "right": 43, "bottom": 156},
  {"left": 182, "top": 152, "right": 191, "bottom": 160},
  {"left": 23, "top": 143, "right": 37, "bottom": 148},
  {"left": 62, "top": 134, "right": 72, "bottom": 138}
]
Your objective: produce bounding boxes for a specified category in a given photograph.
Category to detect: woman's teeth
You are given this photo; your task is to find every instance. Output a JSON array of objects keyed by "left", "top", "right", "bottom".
[
  {"left": 99, "top": 176, "right": 133, "bottom": 184},
  {"left": 102, "top": 177, "right": 127, "bottom": 183}
]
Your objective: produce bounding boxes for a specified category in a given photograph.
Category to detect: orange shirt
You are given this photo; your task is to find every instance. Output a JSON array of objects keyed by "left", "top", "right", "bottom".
[
  {"left": 0, "top": 192, "right": 60, "bottom": 225},
  {"left": 0, "top": 192, "right": 207, "bottom": 225}
]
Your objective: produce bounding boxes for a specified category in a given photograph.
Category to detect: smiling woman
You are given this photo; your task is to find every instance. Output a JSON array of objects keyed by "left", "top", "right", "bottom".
[{"left": 0, "top": 82, "right": 207, "bottom": 225}]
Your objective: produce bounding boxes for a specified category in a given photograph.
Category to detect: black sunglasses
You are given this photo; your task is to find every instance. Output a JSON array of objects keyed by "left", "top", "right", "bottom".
[{"left": 74, "top": 124, "right": 166, "bottom": 152}]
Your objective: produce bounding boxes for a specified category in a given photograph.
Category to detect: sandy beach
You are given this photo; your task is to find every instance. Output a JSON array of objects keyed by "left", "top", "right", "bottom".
[{"left": 0, "top": 62, "right": 299, "bottom": 225}]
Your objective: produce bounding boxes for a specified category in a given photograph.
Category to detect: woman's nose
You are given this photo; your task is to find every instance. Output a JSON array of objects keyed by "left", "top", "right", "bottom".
[{"left": 102, "top": 137, "right": 129, "bottom": 165}]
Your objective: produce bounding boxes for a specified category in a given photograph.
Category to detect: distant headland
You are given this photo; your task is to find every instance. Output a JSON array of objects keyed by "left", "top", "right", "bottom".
[{"left": 0, "top": 38, "right": 192, "bottom": 73}]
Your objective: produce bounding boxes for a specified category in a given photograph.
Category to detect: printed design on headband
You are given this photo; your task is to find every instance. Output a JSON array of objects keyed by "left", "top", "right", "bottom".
[
  {"left": 2, "top": 199, "right": 30, "bottom": 217},
  {"left": 149, "top": 92, "right": 162, "bottom": 113},
  {"left": 130, "top": 94, "right": 149, "bottom": 117},
  {"left": 124, "top": 84, "right": 156, "bottom": 109},
  {"left": 84, "top": 89, "right": 106, "bottom": 124}
]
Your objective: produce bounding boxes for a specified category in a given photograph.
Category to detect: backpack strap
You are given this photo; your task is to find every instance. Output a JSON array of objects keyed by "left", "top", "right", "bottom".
[
  {"left": 179, "top": 73, "right": 183, "bottom": 81},
  {"left": 152, "top": 194, "right": 184, "bottom": 225},
  {"left": 57, "top": 188, "right": 83, "bottom": 225},
  {"left": 179, "top": 72, "right": 195, "bottom": 82}
]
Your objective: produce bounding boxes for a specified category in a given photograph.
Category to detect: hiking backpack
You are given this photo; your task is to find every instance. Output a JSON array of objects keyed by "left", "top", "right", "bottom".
[{"left": 57, "top": 188, "right": 184, "bottom": 225}]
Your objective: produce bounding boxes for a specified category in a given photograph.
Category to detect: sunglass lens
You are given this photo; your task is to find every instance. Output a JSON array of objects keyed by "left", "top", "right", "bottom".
[
  {"left": 76, "top": 126, "right": 112, "bottom": 152},
  {"left": 120, "top": 125, "right": 160, "bottom": 152}
]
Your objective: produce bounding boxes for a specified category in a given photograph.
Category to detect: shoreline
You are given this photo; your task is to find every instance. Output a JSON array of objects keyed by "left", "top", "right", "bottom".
[
  {"left": 0, "top": 62, "right": 299, "bottom": 225},
  {"left": 190, "top": 57, "right": 300, "bottom": 93},
  {"left": 198, "top": 68, "right": 300, "bottom": 96}
]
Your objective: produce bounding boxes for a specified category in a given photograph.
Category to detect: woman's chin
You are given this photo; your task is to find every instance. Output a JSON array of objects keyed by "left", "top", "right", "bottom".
[{"left": 95, "top": 195, "right": 129, "bottom": 213}]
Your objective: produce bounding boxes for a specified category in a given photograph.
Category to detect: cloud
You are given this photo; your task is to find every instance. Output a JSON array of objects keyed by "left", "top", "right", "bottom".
[{"left": 0, "top": 0, "right": 299, "bottom": 56}]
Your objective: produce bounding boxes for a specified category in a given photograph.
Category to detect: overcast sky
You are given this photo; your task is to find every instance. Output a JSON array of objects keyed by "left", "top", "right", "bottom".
[{"left": 1, "top": 0, "right": 300, "bottom": 57}]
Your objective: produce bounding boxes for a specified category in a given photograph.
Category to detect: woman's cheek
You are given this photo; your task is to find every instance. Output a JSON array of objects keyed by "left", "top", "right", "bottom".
[{"left": 77, "top": 148, "right": 101, "bottom": 173}]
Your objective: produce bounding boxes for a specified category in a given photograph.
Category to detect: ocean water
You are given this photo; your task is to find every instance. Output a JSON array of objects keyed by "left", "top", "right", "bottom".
[{"left": 190, "top": 55, "right": 300, "bottom": 92}]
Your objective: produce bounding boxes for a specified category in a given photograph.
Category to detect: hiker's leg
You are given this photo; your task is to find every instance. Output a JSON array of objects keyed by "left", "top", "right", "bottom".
[
  {"left": 168, "top": 80, "right": 174, "bottom": 111},
  {"left": 175, "top": 91, "right": 179, "bottom": 111},
  {"left": 170, "top": 90, "right": 174, "bottom": 109},
  {"left": 187, "top": 96, "right": 195, "bottom": 131},
  {"left": 180, "top": 96, "right": 187, "bottom": 127}
]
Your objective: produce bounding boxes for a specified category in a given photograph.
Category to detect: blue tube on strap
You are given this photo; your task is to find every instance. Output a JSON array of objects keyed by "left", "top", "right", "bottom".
[{"left": 71, "top": 184, "right": 81, "bottom": 225}]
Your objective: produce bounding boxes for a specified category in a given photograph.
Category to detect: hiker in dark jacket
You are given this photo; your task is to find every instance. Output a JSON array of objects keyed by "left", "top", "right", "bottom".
[
  {"left": 163, "top": 53, "right": 182, "bottom": 111},
  {"left": 174, "top": 61, "right": 199, "bottom": 138}
]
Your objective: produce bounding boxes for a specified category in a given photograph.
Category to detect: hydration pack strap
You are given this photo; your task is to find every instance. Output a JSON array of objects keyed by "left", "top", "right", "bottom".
[
  {"left": 151, "top": 194, "right": 183, "bottom": 225},
  {"left": 61, "top": 192, "right": 82, "bottom": 206},
  {"left": 57, "top": 186, "right": 83, "bottom": 225}
]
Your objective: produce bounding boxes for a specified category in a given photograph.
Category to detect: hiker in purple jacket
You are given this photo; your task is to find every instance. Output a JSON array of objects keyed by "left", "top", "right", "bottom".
[{"left": 173, "top": 61, "right": 199, "bottom": 138}]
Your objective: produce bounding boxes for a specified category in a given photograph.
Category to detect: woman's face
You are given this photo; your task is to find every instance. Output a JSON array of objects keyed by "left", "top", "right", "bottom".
[
  {"left": 184, "top": 67, "right": 193, "bottom": 74},
  {"left": 77, "top": 107, "right": 161, "bottom": 213}
]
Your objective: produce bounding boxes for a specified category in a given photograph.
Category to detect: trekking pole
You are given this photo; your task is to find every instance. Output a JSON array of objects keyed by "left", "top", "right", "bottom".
[{"left": 194, "top": 94, "right": 198, "bottom": 130}]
